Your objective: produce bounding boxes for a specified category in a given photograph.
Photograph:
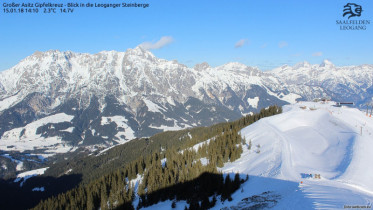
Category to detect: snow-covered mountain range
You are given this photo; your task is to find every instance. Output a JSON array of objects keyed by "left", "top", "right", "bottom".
[{"left": 0, "top": 47, "right": 372, "bottom": 160}]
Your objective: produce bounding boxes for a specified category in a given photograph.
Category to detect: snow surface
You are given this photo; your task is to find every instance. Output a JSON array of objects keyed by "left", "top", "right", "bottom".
[
  {"left": 0, "top": 113, "right": 75, "bottom": 153},
  {"left": 0, "top": 94, "right": 20, "bottom": 111},
  {"left": 32, "top": 187, "right": 45, "bottom": 192},
  {"left": 187, "top": 132, "right": 192, "bottom": 139},
  {"left": 149, "top": 124, "right": 187, "bottom": 132},
  {"left": 1, "top": 153, "right": 24, "bottom": 171},
  {"left": 141, "top": 200, "right": 189, "bottom": 210},
  {"left": 166, "top": 96, "right": 176, "bottom": 106},
  {"left": 199, "top": 157, "right": 209, "bottom": 166},
  {"left": 16, "top": 161, "right": 24, "bottom": 171},
  {"left": 279, "top": 92, "right": 302, "bottom": 104},
  {"left": 192, "top": 138, "right": 212, "bottom": 152},
  {"left": 143, "top": 99, "right": 166, "bottom": 113},
  {"left": 247, "top": 97, "right": 259, "bottom": 109},
  {"left": 101, "top": 116, "right": 136, "bottom": 141},
  {"left": 60, "top": 127, "right": 74, "bottom": 133},
  {"left": 161, "top": 158, "right": 167, "bottom": 167},
  {"left": 217, "top": 102, "right": 373, "bottom": 209},
  {"left": 95, "top": 116, "right": 136, "bottom": 156},
  {"left": 14, "top": 167, "right": 48, "bottom": 187}
]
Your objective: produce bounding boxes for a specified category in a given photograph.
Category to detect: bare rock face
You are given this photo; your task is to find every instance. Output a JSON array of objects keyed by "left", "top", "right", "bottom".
[{"left": 26, "top": 93, "right": 52, "bottom": 113}]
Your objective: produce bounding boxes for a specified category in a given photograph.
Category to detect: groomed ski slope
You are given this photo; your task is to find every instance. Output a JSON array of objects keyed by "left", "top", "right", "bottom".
[{"left": 218, "top": 101, "right": 373, "bottom": 209}]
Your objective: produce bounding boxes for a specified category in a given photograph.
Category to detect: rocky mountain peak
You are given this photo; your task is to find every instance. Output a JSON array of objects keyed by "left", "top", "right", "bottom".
[
  {"left": 125, "top": 46, "right": 156, "bottom": 61},
  {"left": 194, "top": 62, "right": 210, "bottom": 71},
  {"left": 320, "top": 59, "right": 335, "bottom": 68},
  {"left": 293, "top": 61, "right": 311, "bottom": 69}
]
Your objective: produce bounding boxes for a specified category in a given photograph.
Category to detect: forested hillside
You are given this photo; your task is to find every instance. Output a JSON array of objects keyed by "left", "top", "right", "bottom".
[
  {"left": 34, "top": 106, "right": 282, "bottom": 209},
  {"left": 1, "top": 106, "right": 282, "bottom": 210}
]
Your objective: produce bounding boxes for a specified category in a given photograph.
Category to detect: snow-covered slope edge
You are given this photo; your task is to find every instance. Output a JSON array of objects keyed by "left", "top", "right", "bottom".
[{"left": 219, "top": 102, "right": 373, "bottom": 209}]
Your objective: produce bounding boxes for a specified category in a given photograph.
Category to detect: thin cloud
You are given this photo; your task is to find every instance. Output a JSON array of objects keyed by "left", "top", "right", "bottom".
[
  {"left": 234, "top": 39, "right": 248, "bottom": 48},
  {"left": 261, "top": 43, "right": 268, "bottom": 48},
  {"left": 139, "top": 36, "right": 174, "bottom": 50},
  {"left": 312, "top": 52, "right": 323, "bottom": 56},
  {"left": 278, "top": 41, "right": 288, "bottom": 48}
]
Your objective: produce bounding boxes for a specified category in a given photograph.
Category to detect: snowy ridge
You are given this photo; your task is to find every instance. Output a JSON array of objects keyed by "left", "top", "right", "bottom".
[
  {"left": 1, "top": 48, "right": 371, "bottom": 113},
  {"left": 269, "top": 60, "right": 373, "bottom": 103}
]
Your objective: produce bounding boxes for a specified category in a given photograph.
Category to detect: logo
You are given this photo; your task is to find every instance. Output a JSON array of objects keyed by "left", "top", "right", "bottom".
[
  {"left": 343, "top": 3, "right": 363, "bottom": 19},
  {"left": 336, "top": 3, "right": 370, "bottom": 30}
]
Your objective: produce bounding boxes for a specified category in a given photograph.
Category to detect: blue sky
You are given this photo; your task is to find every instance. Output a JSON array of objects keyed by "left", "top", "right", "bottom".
[{"left": 0, "top": 0, "right": 372, "bottom": 71}]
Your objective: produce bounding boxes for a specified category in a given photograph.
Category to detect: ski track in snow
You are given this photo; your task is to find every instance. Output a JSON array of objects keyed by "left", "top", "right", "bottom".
[{"left": 217, "top": 102, "right": 373, "bottom": 209}]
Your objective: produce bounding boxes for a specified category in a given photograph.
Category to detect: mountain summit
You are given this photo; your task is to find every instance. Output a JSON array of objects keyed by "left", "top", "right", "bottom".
[{"left": 320, "top": 59, "right": 335, "bottom": 68}]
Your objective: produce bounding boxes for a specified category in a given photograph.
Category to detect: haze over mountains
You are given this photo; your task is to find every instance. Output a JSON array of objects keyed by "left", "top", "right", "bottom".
[{"left": 0, "top": 47, "right": 372, "bottom": 160}]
